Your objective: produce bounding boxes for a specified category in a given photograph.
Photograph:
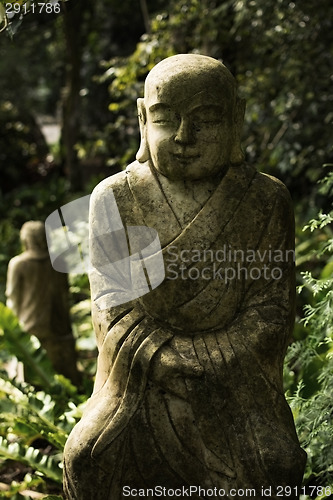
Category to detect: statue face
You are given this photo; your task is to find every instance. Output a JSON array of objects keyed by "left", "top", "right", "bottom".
[{"left": 144, "top": 70, "right": 234, "bottom": 181}]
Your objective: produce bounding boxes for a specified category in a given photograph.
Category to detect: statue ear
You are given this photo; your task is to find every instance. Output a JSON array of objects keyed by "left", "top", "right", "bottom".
[
  {"left": 136, "top": 98, "right": 150, "bottom": 163},
  {"left": 230, "top": 97, "right": 246, "bottom": 165}
]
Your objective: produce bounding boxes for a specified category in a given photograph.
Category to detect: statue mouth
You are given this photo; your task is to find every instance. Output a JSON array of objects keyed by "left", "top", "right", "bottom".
[{"left": 172, "top": 153, "right": 200, "bottom": 163}]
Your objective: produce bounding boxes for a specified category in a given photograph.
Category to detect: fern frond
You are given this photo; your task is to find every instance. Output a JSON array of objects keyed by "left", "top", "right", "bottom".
[
  {"left": 0, "top": 303, "right": 56, "bottom": 387},
  {"left": 0, "top": 436, "right": 62, "bottom": 484},
  {"left": 303, "top": 212, "right": 333, "bottom": 232}
]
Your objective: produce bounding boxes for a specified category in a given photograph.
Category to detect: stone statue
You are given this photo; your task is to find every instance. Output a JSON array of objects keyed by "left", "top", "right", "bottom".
[
  {"left": 63, "top": 54, "right": 306, "bottom": 499},
  {"left": 6, "top": 220, "right": 81, "bottom": 385}
]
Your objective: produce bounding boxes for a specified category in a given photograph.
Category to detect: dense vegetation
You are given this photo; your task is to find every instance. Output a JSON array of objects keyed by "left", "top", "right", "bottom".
[{"left": 0, "top": 0, "right": 332, "bottom": 498}]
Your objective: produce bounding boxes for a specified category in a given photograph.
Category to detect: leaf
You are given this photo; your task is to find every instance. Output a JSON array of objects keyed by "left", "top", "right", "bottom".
[
  {"left": 303, "top": 212, "right": 333, "bottom": 232},
  {"left": 0, "top": 436, "right": 63, "bottom": 484},
  {"left": 0, "top": 303, "right": 56, "bottom": 387},
  {"left": 0, "top": 376, "right": 70, "bottom": 449}
]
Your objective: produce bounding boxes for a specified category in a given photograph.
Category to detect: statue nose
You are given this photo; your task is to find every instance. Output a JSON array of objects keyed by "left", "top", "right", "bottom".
[{"left": 174, "top": 118, "right": 195, "bottom": 145}]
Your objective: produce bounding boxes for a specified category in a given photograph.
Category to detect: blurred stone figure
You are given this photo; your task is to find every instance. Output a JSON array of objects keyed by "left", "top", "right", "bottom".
[
  {"left": 6, "top": 220, "right": 81, "bottom": 385},
  {"left": 64, "top": 54, "right": 306, "bottom": 499}
]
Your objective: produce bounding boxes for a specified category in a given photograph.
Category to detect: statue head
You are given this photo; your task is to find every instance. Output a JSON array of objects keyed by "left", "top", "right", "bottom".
[
  {"left": 136, "top": 54, "right": 245, "bottom": 181},
  {"left": 20, "top": 221, "right": 47, "bottom": 252}
]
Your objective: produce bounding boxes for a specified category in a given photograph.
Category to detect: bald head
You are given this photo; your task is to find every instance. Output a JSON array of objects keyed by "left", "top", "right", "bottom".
[
  {"left": 144, "top": 54, "right": 236, "bottom": 110},
  {"left": 137, "top": 54, "right": 245, "bottom": 176},
  {"left": 20, "top": 221, "right": 47, "bottom": 251}
]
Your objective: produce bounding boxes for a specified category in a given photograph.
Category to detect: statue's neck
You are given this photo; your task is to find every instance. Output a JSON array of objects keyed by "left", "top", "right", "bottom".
[
  {"left": 24, "top": 248, "right": 49, "bottom": 259},
  {"left": 153, "top": 167, "right": 226, "bottom": 228}
]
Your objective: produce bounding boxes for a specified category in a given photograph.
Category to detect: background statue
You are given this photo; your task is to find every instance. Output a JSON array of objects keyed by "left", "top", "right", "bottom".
[
  {"left": 6, "top": 220, "right": 81, "bottom": 385},
  {"left": 64, "top": 54, "right": 306, "bottom": 499}
]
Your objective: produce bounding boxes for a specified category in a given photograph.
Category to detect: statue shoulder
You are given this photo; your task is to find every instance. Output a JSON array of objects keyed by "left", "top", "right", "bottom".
[
  {"left": 253, "top": 170, "right": 293, "bottom": 209},
  {"left": 89, "top": 162, "right": 143, "bottom": 225},
  {"left": 8, "top": 253, "right": 28, "bottom": 271},
  {"left": 91, "top": 170, "right": 127, "bottom": 202},
  {"left": 90, "top": 160, "right": 147, "bottom": 205},
  {"left": 250, "top": 171, "right": 294, "bottom": 238},
  {"left": 90, "top": 166, "right": 134, "bottom": 214}
]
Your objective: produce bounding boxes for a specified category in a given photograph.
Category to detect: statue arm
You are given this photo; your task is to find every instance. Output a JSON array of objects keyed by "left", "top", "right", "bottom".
[
  {"left": 240, "top": 181, "right": 295, "bottom": 344},
  {"left": 207, "top": 182, "right": 295, "bottom": 393},
  {"left": 153, "top": 182, "right": 295, "bottom": 395}
]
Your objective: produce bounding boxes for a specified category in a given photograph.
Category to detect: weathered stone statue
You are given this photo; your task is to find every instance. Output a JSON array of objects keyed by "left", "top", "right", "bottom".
[
  {"left": 63, "top": 54, "right": 306, "bottom": 499},
  {"left": 6, "top": 220, "right": 81, "bottom": 385}
]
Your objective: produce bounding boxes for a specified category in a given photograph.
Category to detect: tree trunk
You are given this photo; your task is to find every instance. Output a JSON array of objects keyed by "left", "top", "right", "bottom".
[
  {"left": 140, "top": 0, "right": 151, "bottom": 34},
  {"left": 61, "top": 0, "right": 86, "bottom": 191}
]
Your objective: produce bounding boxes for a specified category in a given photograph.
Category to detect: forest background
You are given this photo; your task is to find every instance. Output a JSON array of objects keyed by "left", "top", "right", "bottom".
[{"left": 0, "top": 0, "right": 332, "bottom": 498}]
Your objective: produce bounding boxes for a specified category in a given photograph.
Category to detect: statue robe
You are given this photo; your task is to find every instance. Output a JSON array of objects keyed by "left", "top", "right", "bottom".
[{"left": 63, "top": 161, "right": 306, "bottom": 499}]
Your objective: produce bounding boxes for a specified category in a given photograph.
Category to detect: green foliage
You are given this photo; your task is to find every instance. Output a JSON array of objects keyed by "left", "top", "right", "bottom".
[
  {"left": 232, "top": 1, "right": 333, "bottom": 197},
  {"left": 0, "top": 303, "right": 56, "bottom": 387},
  {"left": 0, "top": 473, "right": 48, "bottom": 499},
  {"left": 69, "top": 274, "right": 97, "bottom": 379},
  {"left": 287, "top": 282, "right": 333, "bottom": 487},
  {"left": 0, "top": 435, "right": 62, "bottom": 483},
  {"left": 0, "top": 371, "right": 82, "bottom": 495},
  {"left": 0, "top": 372, "right": 82, "bottom": 444},
  {"left": 0, "top": 304, "right": 87, "bottom": 496},
  {"left": 99, "top": 0, "right": 333, "bottom": 210},
  {"left": 0, "top": 100, "right": 49, "bottom": 193},
  {"left": 285, "top": 172, "right": 333, "bottom": 493}
]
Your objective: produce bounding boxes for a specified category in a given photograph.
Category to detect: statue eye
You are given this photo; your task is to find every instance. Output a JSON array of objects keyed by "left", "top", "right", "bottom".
[
  {"left": 151, "top": 107, "right": 179, "bottom": 125},
  {"left": 190, "top": 106, "right": 224, "bottom": 129},
  {"left": 195, "top": 119, "right": 223, "bottom": 127},
  {"left": 152, "top": 115, "right": 178, "bottom": 125},
  {"left": 153, "top": 118, "right": 172, "bottom": 124}
]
